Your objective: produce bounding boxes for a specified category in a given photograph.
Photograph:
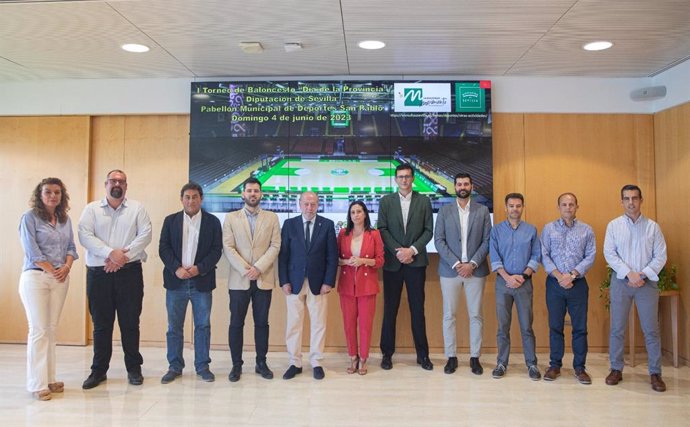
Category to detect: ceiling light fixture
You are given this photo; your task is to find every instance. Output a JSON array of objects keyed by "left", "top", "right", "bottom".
[
  {"left": 358, "top": 40, "right": 385, "bottom": 50},
  {"left": 284, "top": 42, "right": 303, "bottom": 53},
  {"left": 121, "top": 43, "right": 150, "bottom": 53},
  {"left": 239, "top": 42, "right": 264, "bottom": 54},
  {"left": 583, "top": 41, "right": 613, "bottom": 51}
]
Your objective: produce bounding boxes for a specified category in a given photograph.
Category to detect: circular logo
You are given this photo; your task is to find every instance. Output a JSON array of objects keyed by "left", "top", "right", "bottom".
[
  {"left": 330, "top": 168, "right": 349, "bottom": 176},
  {"left": 368, "top": 168, "right": 384, "bottom": 176}
]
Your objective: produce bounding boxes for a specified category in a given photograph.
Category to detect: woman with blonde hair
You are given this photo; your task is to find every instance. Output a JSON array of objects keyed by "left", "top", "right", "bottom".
[{"left": 19, "top": 177, "right": 78, "bottom": 400}]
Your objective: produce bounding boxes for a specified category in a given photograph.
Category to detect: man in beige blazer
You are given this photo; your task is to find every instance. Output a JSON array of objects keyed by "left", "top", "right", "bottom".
[{"left": 223, "top": 177, "right": 281, "bottom": 382}]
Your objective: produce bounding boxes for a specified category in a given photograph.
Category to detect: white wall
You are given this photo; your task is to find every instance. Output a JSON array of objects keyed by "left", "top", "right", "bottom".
[{"left": 0, "top": 71, "right": 687, "bottom": 116}]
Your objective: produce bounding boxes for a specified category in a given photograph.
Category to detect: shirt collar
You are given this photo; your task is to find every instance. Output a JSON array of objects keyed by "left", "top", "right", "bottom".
[
  {"left": 398, "top": 191, "right": 412, "bottom": 201},
  {"left": 457, "top": 198, "right": 471, "bottom": 212},
  {"left": 302, "top": 214, "right": 316, "bottom": 224},
  {"left": 184, "top": 210, "right": 202, "bottom": 221},
  {"left": 100, "top": 197, "right": 127, "bottom": 210},
  {"left": 557, "top": 217, "right": 577, "bottom": 228},
  {"left": 244, "top": 206, "right": 261, "bottom": 217}
]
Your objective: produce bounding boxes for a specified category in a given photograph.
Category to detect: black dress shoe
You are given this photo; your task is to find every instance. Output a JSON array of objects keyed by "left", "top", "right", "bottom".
[
  {"left": 282, "top": 365, "right": 303, "bottom": 380},
  {"left": 381, "top": 355, "right": 393, "bottom": 370},
  {"left": 470, "top": 357, "right": 483, "bottom": 375},
  {"left": 82, "top": 372, "right": 107, "bottom": 389},
  {"left": 255, "top": 362, "right": 274, "bottom": 380},
  {"left": 228, "top": 365, "right": 242, "bottom": 382},
  {"left": 313, "top": 366, "right": 325, "bottom": 380},
  {"left": 127, "top": 371, "right": 144, "bottom": 386},
  {"left": 417, "top": 356, "right": 433, "bottom": 371},
  {"left": 444, "top": 357, "right": 458, "bottom": 374}
]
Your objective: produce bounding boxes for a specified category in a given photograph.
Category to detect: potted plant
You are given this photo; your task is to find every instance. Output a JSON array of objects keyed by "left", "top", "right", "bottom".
[{"left": 599, "top": 264, "right": 679, "bottom": 311}]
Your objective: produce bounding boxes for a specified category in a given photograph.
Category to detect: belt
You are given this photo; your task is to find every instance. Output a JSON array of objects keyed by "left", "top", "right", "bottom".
[{"left": 87, "top": 260, "right": 141, "bottom": 272}]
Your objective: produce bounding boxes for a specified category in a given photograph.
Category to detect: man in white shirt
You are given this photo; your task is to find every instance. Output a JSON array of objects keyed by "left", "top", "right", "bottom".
[
  {"left": 159, "top": 182, "right": 223, "bottom": 384},
  {"left": 604, "top": 184, "right": 667, "bottom": 392},
  {"left": 434, "top": 173, "right": 491, "bottom": 375},
  {"left": 78, "top": 169, "right": 152, "bottom": 389}
]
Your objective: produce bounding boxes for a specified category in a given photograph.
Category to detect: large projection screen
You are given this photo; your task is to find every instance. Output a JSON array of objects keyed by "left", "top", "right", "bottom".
[{"left": 189, "top": 80, "right": 493, "bottom": 251}]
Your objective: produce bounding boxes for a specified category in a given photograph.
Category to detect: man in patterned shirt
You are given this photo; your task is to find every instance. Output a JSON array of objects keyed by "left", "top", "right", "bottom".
[{"left": 540, "top": 193, "right": 596, "bottom": 384}]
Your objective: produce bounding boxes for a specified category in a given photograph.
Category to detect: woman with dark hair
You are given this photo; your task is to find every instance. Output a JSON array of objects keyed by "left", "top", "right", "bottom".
[
  {"left": 18, "top": 177, "right": 78, "bottom": 400},
  {"left": 337, "top": 201, "right": 384, "bottom": 375}
]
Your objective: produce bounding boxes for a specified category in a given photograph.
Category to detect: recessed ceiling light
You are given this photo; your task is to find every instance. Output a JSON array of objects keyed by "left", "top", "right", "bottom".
[
  {"left": 583, "top": 41, "right": 613, "bottom": 51},
  {"left": 358, "top": 40, "right": 385, "bottom": 50},
  {"left": 121, "top": 43, "right": 150, "bottom": 53}
]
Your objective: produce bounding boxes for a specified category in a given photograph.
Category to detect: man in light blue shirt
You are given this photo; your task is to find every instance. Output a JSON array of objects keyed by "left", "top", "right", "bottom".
[
  {"left": 541, "top": 193, "right": 596, "bottom": 384},
  {"left": 489, "top": 193, "right": 541, "bottom": 381},
  {"left": 604, "top": 184, "right": 667, "bottom": 392}
]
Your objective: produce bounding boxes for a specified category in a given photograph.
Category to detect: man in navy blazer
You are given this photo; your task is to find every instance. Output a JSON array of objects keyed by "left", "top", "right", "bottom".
[
  {"left": 159, "top": 182, "right": 223, "bottom": 384},
  {"left": 278, "top": 191, "right": 338, "bottom": 380}
]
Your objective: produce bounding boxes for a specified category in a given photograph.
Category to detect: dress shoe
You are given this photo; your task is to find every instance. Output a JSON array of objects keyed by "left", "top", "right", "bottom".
[
  {"left": 82, "top": 372, "right": 107, "bottom": 389},
  {"left": 380, "top": 355, "right": 393, "bottom": 370},
  {"left": 469, "top": 357, "right": 483, "bottom": 375},
  {"left": 528, "top": 365, "right": 541, "bottom": 381},
  {"left": 48, "top": 382, "right": 64, "bottom": 393},
  {"left": 197, "top": 369, "right": 215, "bottom": 382},
  {"left": 282, "top": 365, "right": 303, "bottom": 380},
  {"left": 255, "top": 362, "right": 274, "bottom": 380},
  {"left": 492, "top": 364, "right": 506, "bottom": 379},
  {"left": 313, "top": 366, "right": 325, "bottom": 380},
  {"left": 417, "top": 356, "right": 433, "bottom": 371},
  {"left": 574, "top": 369, "right": 592, "bottom": 385},
  {"left": 161, "top": 370, "right": 182, "bottom": 384},
  {"left": 128, "top": 371, "right": 144, "bottom": 386},
  {"left": 228, "top": 365, "right": 242, "bottom": 382},
  {"left": 650, "top": 374, "right": 666, "bottom": 392},
  {"left": 543, "top": 366, "right": 561, "bottom": 381},
  {"left": 444, "top": 357, "right": 458, "bottom": 374},
  {"left": 605, "top": 369, "right": 623, "bottom": 385}
]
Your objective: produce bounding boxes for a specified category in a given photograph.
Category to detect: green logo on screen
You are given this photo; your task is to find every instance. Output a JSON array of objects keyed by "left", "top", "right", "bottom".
[
  {"left": 455, "top": 84, "right": 485, "bottom": 112},
  {"left": 404, "top": 88, "right": 423, "bottom": 106},
  {"left": 331, "top": 169, "right": 349, "bottom": 176}
]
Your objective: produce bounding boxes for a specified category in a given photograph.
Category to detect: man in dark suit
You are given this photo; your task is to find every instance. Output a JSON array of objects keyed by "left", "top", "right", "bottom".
[
  {"left": 278, "top": 191, "right": 338, "bottom": 380},
  {"left": 378, "top": 163, "right": 434, "bottom": 371},
  {"left": 159, "top": 182, "right": 223, "bottom": 383},
  {"left": 434, "top": 173, "right": 492, "bottom": 375}
]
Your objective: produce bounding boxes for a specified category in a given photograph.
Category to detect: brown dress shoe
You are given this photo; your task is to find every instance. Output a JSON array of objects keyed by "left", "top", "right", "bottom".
[
  {"left": 650, "top": 374, "right": 666, "bottom": 392},
  {"left": 605, "top": 369, "right": 623, "bottom": 385},
  {"left": 543, "top": 367, "right": 561, "bottom": 381},
  {"left": 574, "top": 369, "right": 592, "bottom": 385}
]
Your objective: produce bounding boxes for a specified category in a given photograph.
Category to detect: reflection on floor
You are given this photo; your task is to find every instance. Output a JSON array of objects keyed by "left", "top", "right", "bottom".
[{"left": 1, "top": 344, "right": 688, "bottom": 427}]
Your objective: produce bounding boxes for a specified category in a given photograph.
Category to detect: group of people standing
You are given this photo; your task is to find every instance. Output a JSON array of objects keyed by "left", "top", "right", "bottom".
[{"left": 18, "top": 165, "right": 669, "bottom": 400}]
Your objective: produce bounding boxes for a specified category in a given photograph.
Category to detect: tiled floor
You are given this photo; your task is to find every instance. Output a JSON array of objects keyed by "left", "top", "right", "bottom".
[{"left": 1, "top": 344, "right": 688, "bottom": 426}]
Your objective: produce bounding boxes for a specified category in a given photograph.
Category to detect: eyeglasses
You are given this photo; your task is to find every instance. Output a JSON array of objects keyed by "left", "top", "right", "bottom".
[
  {"left": 395, "top": 175, "right": 413, "bottom": 180},
  {"left": 107, "top": 179, "right": 127, "bottom": 185}
]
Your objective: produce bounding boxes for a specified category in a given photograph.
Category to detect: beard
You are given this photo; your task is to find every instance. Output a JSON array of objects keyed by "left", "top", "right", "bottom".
[
  {"left": 456, "top": 189, "right": 470, "bottom": 199},
  {"left": 110, "top": 187, "right": 123, "bottom": 199},
  {"left": 244, "top": 197, "right": 260, "bottom": 208}
]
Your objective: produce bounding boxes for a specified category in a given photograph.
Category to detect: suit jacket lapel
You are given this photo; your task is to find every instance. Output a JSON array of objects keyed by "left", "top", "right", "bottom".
[{"left": 450, "top": 201, "right": 462, "bottom": 237}]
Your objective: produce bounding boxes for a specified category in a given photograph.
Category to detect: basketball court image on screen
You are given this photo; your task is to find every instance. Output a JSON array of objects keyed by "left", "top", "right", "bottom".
[{"left": 189, "top": 80, "right": 493, "bottom": 216}]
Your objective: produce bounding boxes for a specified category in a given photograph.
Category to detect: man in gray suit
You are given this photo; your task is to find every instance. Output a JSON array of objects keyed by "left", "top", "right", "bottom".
[
  {"left": 434, "top": 173, "right": 492, "bottom": 375},
  {"left": 378, "top": 163, "right": 434, "bottom": 371}
]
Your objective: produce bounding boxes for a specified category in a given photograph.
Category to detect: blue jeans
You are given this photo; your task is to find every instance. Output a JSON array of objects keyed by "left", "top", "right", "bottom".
[
  {"left": 546, "top": 275, "right": 589, "bottom": 370},
  {"left": 166, "top": 282, "right": 212, "bottom": 373}
]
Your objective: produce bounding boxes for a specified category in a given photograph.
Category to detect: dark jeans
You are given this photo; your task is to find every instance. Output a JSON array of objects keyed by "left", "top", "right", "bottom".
[
  {"left": 86, "top": 262, "right": 144, "bottom": 374},
  {"left": 166, "top": 282, "right": 212, "bottom": 373},
  {"left": 380, "top": 265, "right": 429, "bottom": 359},
  {"left": 228, "top": 280, "right": 272, "bottom": 366},
  {"left": 546, "top": 275, "right": 589, "bottom": 370}
]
